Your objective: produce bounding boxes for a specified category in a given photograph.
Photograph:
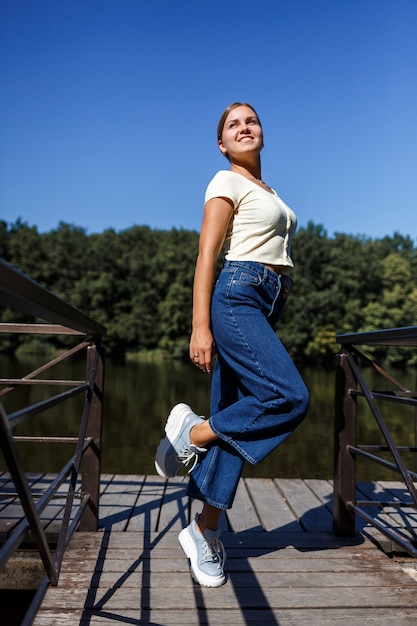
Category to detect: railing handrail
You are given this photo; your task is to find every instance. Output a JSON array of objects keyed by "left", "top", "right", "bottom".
[
  {"left": 336, "top": 325, "right": 417, "bottom": 347},
  {"left": 0, "top": 258, "right": 106, "bottom": 336}
]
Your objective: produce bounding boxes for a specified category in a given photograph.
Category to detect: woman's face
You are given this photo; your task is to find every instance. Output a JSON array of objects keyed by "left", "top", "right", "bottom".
[{"left": 218, "top": 105, "right": 263, "bottom": 161}]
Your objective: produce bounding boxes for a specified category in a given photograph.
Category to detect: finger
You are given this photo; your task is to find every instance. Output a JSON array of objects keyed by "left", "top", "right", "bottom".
[{"left": 203, "top": 350, "right": 212, "bottom": 373}]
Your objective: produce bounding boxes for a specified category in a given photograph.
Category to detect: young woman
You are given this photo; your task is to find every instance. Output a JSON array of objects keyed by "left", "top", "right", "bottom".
[{"left": 155, "top": 102, "right": 309, "bottom": 587}]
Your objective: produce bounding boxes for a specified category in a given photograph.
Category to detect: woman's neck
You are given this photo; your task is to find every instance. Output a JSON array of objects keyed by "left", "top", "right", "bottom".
[{"left": 230, "top": 161, "right": 262, "bottom": 183}]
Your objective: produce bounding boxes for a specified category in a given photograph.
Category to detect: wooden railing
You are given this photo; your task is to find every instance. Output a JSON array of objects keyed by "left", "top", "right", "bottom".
[
  {"left": 0, "top": 258, "right": 106, "bottom": 623},
  {"left": 333, "top": 326, "right": 417, "bottom": 557}
]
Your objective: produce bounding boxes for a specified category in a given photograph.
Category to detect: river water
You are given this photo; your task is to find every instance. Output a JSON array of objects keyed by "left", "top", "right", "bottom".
[{"left": 1, "top": 356, "right": 415, "bottom": 480}]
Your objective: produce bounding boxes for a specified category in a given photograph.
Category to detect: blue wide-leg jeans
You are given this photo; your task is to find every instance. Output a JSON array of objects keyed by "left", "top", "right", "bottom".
[{"left": 187, "top": 260, "right": 310, "bottom": 510}]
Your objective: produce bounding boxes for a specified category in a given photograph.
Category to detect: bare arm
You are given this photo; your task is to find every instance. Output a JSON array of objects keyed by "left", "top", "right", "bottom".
[{"left": 190, "top": 196, "right": 234, "bottom": 373}]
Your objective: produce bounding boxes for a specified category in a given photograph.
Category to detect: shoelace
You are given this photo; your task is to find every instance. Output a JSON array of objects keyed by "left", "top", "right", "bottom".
[
  {"left": 177, "top": 444, "right": 206, "bottom": 474},
  {"left": 201, "top": 536, "right": 226, "bottom": 567}
]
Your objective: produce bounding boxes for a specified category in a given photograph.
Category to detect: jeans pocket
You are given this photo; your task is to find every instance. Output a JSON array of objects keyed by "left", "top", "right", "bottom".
[{"left": 232, "top": 268, "right": 262, "bottom": 287}]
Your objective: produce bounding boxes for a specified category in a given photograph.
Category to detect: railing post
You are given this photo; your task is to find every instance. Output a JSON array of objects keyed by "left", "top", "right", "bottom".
[
  {"left": 333, "top": 350, "right": 357, "bottom": 536},
  {"left": 415, "top": 373, "right": 417, "bottom": 475},
  {"left": 80, "top": 340, "right": 105, "bottom": 531}
]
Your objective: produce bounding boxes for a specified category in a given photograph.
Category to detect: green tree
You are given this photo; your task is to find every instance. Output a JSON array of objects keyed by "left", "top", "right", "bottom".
[{"left": 1, "top": 220, "right": 416, "bottom": 366}]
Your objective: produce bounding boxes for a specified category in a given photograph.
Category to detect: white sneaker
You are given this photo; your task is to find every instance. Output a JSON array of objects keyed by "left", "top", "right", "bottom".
[
  {"left": 155, "top": 404, "right": 206, "bottom": 478},
  {"left": 178, "top": 514, "right": 226, "bottom": 587}
]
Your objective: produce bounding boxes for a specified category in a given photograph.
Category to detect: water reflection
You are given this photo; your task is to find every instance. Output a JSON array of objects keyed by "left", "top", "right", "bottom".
[{"left": 0, "top": 356, "right": 415, "bottom": 480}]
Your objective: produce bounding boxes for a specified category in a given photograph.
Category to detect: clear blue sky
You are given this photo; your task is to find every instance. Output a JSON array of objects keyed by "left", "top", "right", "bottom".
[{"left": 1, "top": 0, "right": 416, "bottom": 240}]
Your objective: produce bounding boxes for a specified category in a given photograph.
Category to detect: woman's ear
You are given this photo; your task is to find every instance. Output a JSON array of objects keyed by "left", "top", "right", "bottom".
[{"left": 218, "top": 139, "right": 227, "bottom": 156}]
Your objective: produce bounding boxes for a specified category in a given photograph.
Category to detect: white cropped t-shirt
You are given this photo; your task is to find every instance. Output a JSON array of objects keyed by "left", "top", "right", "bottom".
[{"left": 205, "top": 170, "right": 297, "bottom": 267}]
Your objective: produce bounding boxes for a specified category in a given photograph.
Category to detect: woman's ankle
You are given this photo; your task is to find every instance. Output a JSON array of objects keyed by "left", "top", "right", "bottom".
[
  {"left": 190, "top": 421, "right": 216, "bottom": 448},
  {"left": 196, "top": 509, "right": 221, "bottom": 534},
  {"left": 190, "top": 423, "right": 205, "bottom": 448}
]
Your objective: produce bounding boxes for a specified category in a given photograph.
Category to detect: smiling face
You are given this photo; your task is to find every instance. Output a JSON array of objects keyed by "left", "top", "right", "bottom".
[{"left": 218, "top": 104, "right": 263, "bottom": 162}]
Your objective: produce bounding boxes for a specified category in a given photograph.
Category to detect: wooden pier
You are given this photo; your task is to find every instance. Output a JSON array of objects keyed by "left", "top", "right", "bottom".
[{"left": 2, "top": 474, "right": 417, "bottom": 624}]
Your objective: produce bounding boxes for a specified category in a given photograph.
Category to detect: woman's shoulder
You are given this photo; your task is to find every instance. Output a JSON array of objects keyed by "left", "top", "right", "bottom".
[
  {"left": 209, "top": 169, "right": 235, "bottom": 182},
  {"left": 205, "top": 170, "right": 244, "bottom": 204},
  {"left": 207, "top": 169, "right": 249, "bottom": 189}
]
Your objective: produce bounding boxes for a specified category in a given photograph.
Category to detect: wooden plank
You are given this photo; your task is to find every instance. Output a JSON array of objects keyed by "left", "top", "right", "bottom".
[
  {"left": 124, "top": 475, "right": 165, "bottom": 532},
  {"left": 1, "top": 472, "right": 94, "bottom": 542},
  {"left": 378, "top": 480, "right": 417, "bottom": 530},
  {"left": 157, "top": 477, "right": 188, "bottom": 532},
  {"left": 58, "top": 552, "right": 396, "bottom": 577},
  {"left": 38, "top": 584, "right": 417, "bottom": 611},
  {"left": 0, "top": 473, "right": 48, "bottom": 540},
  {"left": 60, "top": 530, "right": 388, "bottom": 565},
  {"left": 382, "top": 480, "right": 416, "bottom": 502},
  {"left": 274, "top": 478, "right": 332, "bottom": 532},
  {"left": 32, "top": 607, "right": 417, "bottom": 625},
  {"left": 357, "top": 479, "right": 403, "bottom": 515},
  {"left": 98, "top": 474, "right": 144, "bottom": 531},
  {"left": 245, "top": 477, "right": 302, "bottom": 532},
  {"left": 55, "top": 568, "right": 412, "bottom": 589},
  {"left": 226, "top": 479, "right": 262, "bottom": 532},
  {"left": 355, "top": 480, "right": 417, "bottom": 551},
  {"left": 70, "top": 528, "right": 373, "bottom": 551},
  {"left": 304, "top": 478, "right": 333, "bottom": 511},
  {"left": 35, "top": 473, "right": 81, "bottom": 541}
]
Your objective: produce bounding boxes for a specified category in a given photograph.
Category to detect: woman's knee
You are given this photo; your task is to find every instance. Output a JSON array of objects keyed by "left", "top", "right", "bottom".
[
  {"left": 295, "top": 381, "right": 310, "bottom": 412},
  {"left": 270, "top": 380, "right": 309, "bottom": 420}
]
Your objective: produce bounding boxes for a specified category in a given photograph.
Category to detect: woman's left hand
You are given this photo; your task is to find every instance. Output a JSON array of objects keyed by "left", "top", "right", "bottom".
[
  {"left": 190, "top": 196, "right": 233, "bottom": 375},
  {"left": 190, "top": 328, "right": 214, "bottom": 374}
]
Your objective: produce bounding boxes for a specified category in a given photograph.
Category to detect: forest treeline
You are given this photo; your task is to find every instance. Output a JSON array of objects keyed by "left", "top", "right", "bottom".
[{"left": 1, "top": 219, "right": 417, "bottom": 367}]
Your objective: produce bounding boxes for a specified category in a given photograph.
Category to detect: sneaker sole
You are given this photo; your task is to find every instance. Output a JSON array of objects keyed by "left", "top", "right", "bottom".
[
  {"left": 154, "top": 436, "right": 177, "bottom": 478},
  {"left": 155, "top": 404, "right": 203, "bottom": 479},
  {"left": 178, "top": 526, "right": 226, "bottom": 588}
]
